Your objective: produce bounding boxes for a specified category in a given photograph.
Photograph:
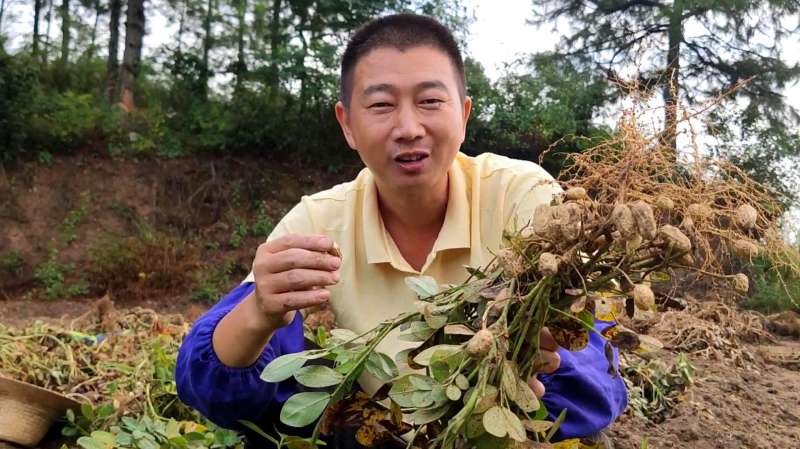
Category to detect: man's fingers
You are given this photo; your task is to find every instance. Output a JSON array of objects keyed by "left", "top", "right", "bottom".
[
  {"left": 261, "top": 247, "right": 341, "bottom": 273},
  {"left": 262, "top": 234, "right": 334, "bottom": 255},
  {"left": 273, "top": 289, "right": 331, "bottom": 312},
  {"left": 528, "top": 375, "right": 546, "bottom": 398},
  {"left": 270, "top": 268, "right": 339, "bottom": 293},
  {"left": 534, "top": 350, "right": 561, "bottom": 374},
  {"left": 540, "top": 327, "right": 560, "bottom": 352}
]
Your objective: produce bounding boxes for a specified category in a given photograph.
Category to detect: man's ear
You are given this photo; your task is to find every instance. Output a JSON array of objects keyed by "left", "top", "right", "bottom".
[
  {"left": 335, "top": 101, "right": 357, "bottom": 150},
  {"left": 461, "top": 96, "right": 473, "bottom": 139}
]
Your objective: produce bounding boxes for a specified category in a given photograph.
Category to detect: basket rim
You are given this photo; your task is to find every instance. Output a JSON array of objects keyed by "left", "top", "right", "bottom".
[{"left": 0, "top": 375, "right": 81, "bottom": 411}]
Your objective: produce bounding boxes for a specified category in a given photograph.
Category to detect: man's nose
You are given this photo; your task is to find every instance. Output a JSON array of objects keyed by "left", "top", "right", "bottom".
[{"left": 392, "top": 104, "right": 425, "bottom": 142}]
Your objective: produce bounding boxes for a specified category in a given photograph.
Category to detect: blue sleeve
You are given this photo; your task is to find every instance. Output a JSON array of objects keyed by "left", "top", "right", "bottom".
[
  {"left": 539, "top": 320, "right": 628, "bottom": 440},
  {"left": 175, "top": 282, "right": 305, "bottom": 430}
]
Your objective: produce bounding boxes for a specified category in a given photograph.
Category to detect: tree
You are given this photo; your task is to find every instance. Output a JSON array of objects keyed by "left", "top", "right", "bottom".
[
  {"left": 531, "top": 0, "right": 800, "bottom": 154},
  {"left": 60, "top": 0, "right": 71, "bottom": 65},
  {"left": 33, "top": 0, "right": 44, "bottom": 57},
  {"left": 106, "top": 0, "right": 121, "bottom": 101},
  {"left": 118, "top": 0, "right": 145, "bottom": 108}
]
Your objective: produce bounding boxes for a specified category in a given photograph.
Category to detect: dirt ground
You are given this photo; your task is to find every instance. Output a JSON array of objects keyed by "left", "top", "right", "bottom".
[{"left": 609, "top": 342, "right": 800, "bottom": 449}]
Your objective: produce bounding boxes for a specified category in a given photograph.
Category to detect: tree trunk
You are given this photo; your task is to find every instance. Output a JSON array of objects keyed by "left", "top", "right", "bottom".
[
  {"left": 0, "top": 0, "right": 6, "bottom": 34},
  {"left": 201, "top": 0, "right": 215, "bottom": 99},
  {"left": 176, "top": 0, "right": 185, "bottom": 56},
  {"left": 44, "top": 0, "right": 54, "bottom": 61},
  {"left": 88, "top": 0, "right": 101, "bottom": 60},
  {"left": 118, "top": 0, "right": 145, "bottom": 110},
  {"left": 0, "top": 0, "right": 6, "bottom": 38},
  {"left": 106, "top": 0, "right": 121, "bottom": 102},
  {"left": 662, "top": 0, "right": 684, "bottom": 154},
  {"left": 235, "top": 0, "right": 247, "bottom": 92},
  {"left": 33, "top": 0, "right": 43, "bottom": 57},
  {"left": 60, "top": 0, "right": 70, "bottom": 65},
  {"left": 268, "top": 0, "right": 282, "bottom": 101}
]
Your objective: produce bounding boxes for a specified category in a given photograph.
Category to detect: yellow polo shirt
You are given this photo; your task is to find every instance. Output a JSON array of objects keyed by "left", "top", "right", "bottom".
[{"left": 244, "top": 152, "right": 560, "bottom": 393}]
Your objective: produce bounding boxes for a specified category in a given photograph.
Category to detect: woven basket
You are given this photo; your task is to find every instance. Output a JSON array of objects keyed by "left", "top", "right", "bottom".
[{"left": 0, "top": 376, "right": 80, "bottom": 447}]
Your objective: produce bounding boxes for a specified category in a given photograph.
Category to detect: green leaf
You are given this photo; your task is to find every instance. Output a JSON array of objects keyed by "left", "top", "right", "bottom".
[
  {"left": 446, "top": 384, "right": 462, "bottom": 401},
  {"left": 80, "top": 403, "right": 95, "bottom": 420},
  {"left": 513, "top": 377, "right": 540, "bottom": 413},
  {"left": 261, "top": 353, "right": 308, "bottom": 383},
  {"left": 76, "top": 437, "right": 105, "bottom": 449},
  {"left": 412, "top": 344, "right": 462, "bottom": 366},
  {"left": 455, "top": 374, "right": 470, "bottom": 390},
  {"left": 294, "top": 365, "right": 344, "bottom": 388},
  {"left": 502, "top": 407, "right": 527, "bottom": 442},
  {"left": 389, "top": 374, "right": 437, "bottom": 408},
  {"left": 465, "top": 413, "right": 486, "bottom": 438},
  {"left": 165, "top": 419, "right": 181, "bottom": 439},
  {"left": 424, "top": 313, "right": 448, "bottom": 329},
  {"left": 500, "top": 361, "right": 518, "bottom": 401},
  {"left": 330, "top": 328, "right": 360, "bottom": 343},
  {"left": 365, "top": 352, "right": 399, "bottom": 382},
  {"left": 482, "top": 406, "right": 507, "bottom": 438},
  {"left": 648, "top": 271, "right": 671, "bottom": 282},
  {"left": 410, "top": 404, "right": 451, "bottom": 425},
  {"left": 398, "top": 321, "right": 437, "bottom": 342},
  {"left": 280, "top": 392, "right": 331, "bottom": 427},
  {"left": 405, "top": 276, "right": 440, "bottom": 298}
]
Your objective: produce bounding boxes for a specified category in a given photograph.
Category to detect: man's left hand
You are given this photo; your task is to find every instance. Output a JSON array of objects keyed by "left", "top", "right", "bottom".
[{"left": 528, "top": 327, "right": 561, "bottom": 398}]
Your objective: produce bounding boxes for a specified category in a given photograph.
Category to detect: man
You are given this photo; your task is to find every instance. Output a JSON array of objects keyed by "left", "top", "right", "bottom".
[{"left": 176, "top": 13, "right": 627, "bottom": 446}]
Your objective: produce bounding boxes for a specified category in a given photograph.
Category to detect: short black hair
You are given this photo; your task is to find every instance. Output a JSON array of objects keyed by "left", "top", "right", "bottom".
[{"left": 339, "top": 13, "right": 466, "bottom": 108}]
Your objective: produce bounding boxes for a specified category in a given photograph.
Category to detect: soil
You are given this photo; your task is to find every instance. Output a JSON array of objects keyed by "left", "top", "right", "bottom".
[
  {"left": 1, "top": 155, "right": 799, "bottom": 449},
  {"left": 609, "top": 342, "right": 800, "bottom": 449}
]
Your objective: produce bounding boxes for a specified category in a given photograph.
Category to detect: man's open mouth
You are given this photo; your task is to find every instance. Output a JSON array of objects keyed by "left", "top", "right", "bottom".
[{"left": 394, "top": 152, "right": 430, "bottom": 163}]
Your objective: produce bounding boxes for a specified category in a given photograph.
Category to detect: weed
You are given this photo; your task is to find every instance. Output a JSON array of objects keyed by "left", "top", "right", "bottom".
[
  {"left": 33, "top": 250, "right": 88, "bottom": 299},
  {"left": 622, "top": 353, "right": 695, "bottom": 423},
  {"left": 61, "top": 203, "right": 90, "bottom": 244},
  {"left": 251, "top": 202, "right": 275, "bottom": 238},
  {"left": 191, "top": 261, "right": 237, "bottom": 303},
  {"left": 36, "top": 150, "right": 54, "bottom": 166},
  {"left": 87, "top": 230, "right": 200, "bottom": 299},
  {"left": 228, "top": 218, "right": 248, "bottom": 249},
  {"left": 743, "top": 255, "right": 800, "bottom": 313},
  {"left": 1, "top": 251, "right": 24, "bottom": 275}
]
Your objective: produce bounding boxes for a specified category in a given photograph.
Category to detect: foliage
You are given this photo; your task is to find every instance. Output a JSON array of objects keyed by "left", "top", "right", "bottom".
[
  {"left": 67, "top": 414, "right": 242, "bottom": 449},
  {"left": 0, "top": 250, "right": 24, "bottom": 276},
  {"left": 743, "top": 254, "right": 800, "bottom": 314},
  {"left": 464, "top": 53, "right": 611, "bottom": 175},
  {"left": 0, "top": 51, "right": 38, "bottom": 160},
  {"left": 0, "top": 305, "right": 244, "bottom": 447},
  {"left": 86, "top": 225, "right": 203, "bottom": 300},
  {"left": 61, "top": 203, "right": 90, "bottom": 244},
  {"left": 191, "top": 260, "right": 237, "bottom": 303},
  {"left": 531, "top": 0, "right": 800, "bottom": 196},
  {"left": 34, "top": 250, "right": 89, "bottom": 299},
  {"left": 621, "top": 353, "right": 696, "bottom": 423}
]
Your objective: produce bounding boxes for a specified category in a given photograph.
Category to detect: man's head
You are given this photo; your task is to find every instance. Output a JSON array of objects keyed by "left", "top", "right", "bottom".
[
  {"left": 339, "top": 14, "right": 466, "bottom": 109},
  {"left": 335, "top": 14, "right": 472, "bottom": 195}
]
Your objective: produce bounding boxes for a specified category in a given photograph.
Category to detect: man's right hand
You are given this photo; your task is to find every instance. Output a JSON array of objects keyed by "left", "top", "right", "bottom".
[{"left": 250, "top": 234, "right": 341, "bottom": 330}]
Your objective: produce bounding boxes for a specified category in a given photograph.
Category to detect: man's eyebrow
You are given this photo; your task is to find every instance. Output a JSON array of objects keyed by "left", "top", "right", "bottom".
[
  {"left": 417, "top": 80, "right": 448, "bottom": 92},
  {"left": 362, "top": 80, "right": 449, "bottom": 97},
  {"left": 362, "top": 83, "right": 394, "bottom": 96}
]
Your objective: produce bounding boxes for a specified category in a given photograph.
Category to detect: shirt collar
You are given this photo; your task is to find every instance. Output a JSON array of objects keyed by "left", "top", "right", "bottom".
[{"left": 361, "top": 155, "right": 471, "bottom": 268}]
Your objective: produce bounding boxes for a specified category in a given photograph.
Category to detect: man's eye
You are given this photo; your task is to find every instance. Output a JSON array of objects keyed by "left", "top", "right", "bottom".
[
  {"left": 421, "top": 99, "right": 444, "bottom": 107},
  {"left": 369, "top": 102, "right": 393, "bottom": 109}
]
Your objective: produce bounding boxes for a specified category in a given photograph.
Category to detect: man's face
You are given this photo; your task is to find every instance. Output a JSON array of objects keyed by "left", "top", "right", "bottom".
[{"left": 335, "top": 46, "right": 472, "bottom": 192}]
